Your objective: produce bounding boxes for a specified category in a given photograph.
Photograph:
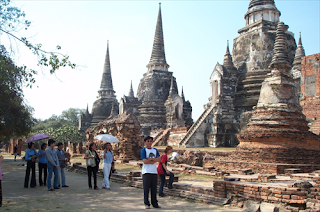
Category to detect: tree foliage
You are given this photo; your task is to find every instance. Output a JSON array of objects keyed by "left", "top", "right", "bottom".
[
  {"left": 0, "top": 0, "right": 76, "bottom": 77},
  {"left": 60, "top": 108, "right": 85, "bottom": 127},
  {"left": 30, "top": 108, "right": 86, "bottom": 143},
  {"left": 33, "top": 125, "right": 86, "bottom": 144},
  {"left": 0, "top": 0, "right": 77, "bottom": 141},
  {"left": 0, "top": 46, "right": 35, "bottom": 141}
]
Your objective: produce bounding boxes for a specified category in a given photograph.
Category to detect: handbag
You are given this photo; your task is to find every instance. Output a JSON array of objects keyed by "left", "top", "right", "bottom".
[{"left": 86, "top": 151, "right": 95, "bottom": 167}]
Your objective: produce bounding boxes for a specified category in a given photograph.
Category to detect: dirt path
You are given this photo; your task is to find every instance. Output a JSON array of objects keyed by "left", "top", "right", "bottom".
[{"left": 1, "top": 159, "right": 244, "bottom": 212}]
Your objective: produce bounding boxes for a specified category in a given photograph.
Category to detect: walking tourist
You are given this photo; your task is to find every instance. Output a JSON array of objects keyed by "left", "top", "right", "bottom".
[
  {"left": 38, "top": 143, "right": 47, "bottom": 186},
  {"left": 157, "top": 146, "right": 175, "bottom": 197},
  {"left": 141, "top": 136, "right": 161, "bottom": 209},
  {"left": 24, "top": 142, "right": 37, "bottom": 188},
  {"left": 14, "top": 144, "right": 18, "bottom": 161},
  {"left": 102, "top": 142, "right": 113, "bottom": 189},
  {"left": 45, "top": 139, "right": 60, "bottom": 191},
  {"left": 56, "top": 142, "right": 69, "bottom": 188},
  {"left": 84, "top": 143, "right": 99, "bottom": 190},
  {"left": 0, "top": 155, "right": 3, "bottom": 207}
]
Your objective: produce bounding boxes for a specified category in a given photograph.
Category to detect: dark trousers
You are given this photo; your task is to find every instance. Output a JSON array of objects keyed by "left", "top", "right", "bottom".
[
  {"left": 0, "top": 180, "right": 2, "bottom": 207},
  {"left": 24, "top": 160, "right": 36, "bottom": 188},
  {"left": 159, "top": 171, "right": 174, "bottom": 196},
  {"left": 38, "top": 163, "right": 47, "bottom": 186},
  {"left": 143, "top": 174, "right": 158, "bottom": 207},
  {"left": 87, "top": 166, "right": 97, "bottom": 188}
]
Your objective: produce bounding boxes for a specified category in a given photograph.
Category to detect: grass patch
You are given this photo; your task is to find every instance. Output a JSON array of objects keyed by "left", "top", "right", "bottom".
[
  {"left": 70, "top": 157, "right": 138, "bottom": 172},
  {"left": 176, "top": 173, "right": 223, "bottom": 181}
]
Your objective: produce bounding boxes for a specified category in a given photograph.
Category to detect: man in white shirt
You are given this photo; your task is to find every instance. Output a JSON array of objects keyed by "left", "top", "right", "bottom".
[{"left": 140, "top": 136, "right": 161, "bottom": 209}]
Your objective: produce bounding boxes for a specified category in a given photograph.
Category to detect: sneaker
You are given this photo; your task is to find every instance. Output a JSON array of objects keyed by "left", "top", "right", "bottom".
[
  {"left": 48, "top": 188, "right": 54, "bottom": 191},
  {"left": 145, "top": 205, "right": 150, "bottom": 209},
  {"left": 159, "top": 194, "right": 166, "bottom": 197},
  {"left": 62, "top": 185, "right": 69, "bottom": 187},
  {"left": 54, "top": 187, "right": 60, "bottom": 189}
]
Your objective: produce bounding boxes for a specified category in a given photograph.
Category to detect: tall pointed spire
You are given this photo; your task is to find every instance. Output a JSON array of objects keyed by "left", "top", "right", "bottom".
[
  {"left": 109, "top": 102, "right": 118, "bottom": 117},
  {"left": 98, "top": 40, "right": 115, "bottom": 98},
  {"left": 128, "top": 80, "right": 134, "bottom": 97},
  {"left": 85, "top": 103, "right": 90, "bottom": 116},
  {"left": 293, "top": 32, "right": 305, "bottom": 66},
  {"left": 223, "top": 40, "right": 236, "bottom": 72},
  {"left": 146, "top": 3, "right": 169, "bottom": 72},
  {"left": 269, "top": 22, "right": 291, "bottom": 71},
  {"left": 168, "top": 77, "right": 174, "bottom": 97},
  {"left": 181, "top": 86, "right": 185, "bottom": 102}
]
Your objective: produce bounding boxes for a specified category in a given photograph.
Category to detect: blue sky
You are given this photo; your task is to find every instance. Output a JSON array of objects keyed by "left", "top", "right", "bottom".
[{"left": 3, "top": 0, "right": 320, "bottom": 121}]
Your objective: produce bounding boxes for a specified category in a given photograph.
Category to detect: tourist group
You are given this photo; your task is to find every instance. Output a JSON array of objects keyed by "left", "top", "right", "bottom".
[{"left": 1, "top": 136, "right": 174, "bottom": 209}]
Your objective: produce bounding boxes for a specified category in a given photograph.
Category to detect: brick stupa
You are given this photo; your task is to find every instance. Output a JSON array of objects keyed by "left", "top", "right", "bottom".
[{"left": 236, "top": 22, "right": 320, "bottom": 166}]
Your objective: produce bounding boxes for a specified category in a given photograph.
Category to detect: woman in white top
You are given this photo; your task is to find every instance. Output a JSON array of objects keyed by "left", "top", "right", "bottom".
[{"left": 102, "top": 142, "right": 113, "bottom": 190}]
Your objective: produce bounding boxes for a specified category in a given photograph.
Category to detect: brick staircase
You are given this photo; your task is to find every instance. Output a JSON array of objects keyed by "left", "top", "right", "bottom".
[
  {"left": 310, "top": 119, "right": 320, "bottom": 135},
  {"left": 179, "top": 104, "right": 216, "bottom": 147},
  {"left": 152, "top": 128, "right": 171, "bottom": 147}
]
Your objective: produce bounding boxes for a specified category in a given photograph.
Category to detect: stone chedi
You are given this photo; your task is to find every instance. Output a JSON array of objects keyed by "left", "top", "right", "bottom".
[
  {"left": 180, "top": 41, "right": 238, "bottom": 147},
  {"left": 79, "top": 41, "right": 119, "bottom": 132},
  {"left": 119, "top": 3, "right": 193, "bottom": 136},
  {"left": 237, "top": 22, "right": 320, "bottom": 164},
  {"left": 233, "top": 0, "right": 297, "bottom": 132},
  {"left": 181, "top": 0, "right": 303, "bottom": 147},
  {"left": 86, "top": 110, "right": 142, "bottom": 161},
  {"left": 290, "top": 32, "right": 305, "bottom": 92}
]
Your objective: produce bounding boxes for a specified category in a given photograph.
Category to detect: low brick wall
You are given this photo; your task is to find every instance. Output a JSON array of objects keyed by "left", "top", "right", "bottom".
[{"left": 69, "top": 163, "right": 320, "bottom": 211}]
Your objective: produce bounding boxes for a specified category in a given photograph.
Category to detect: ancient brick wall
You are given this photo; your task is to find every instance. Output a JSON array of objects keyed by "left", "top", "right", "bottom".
[
  {"left": 213, "top": 181, "right": 307, "bottom": 205},
  {"left": 300, "top": 53, "right": 320, "bottom": 131}
]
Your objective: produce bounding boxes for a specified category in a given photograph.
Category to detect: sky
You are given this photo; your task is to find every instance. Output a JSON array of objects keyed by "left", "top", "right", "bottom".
[{"left": 2, "top": 0, "right": 320, "bottom": 121}]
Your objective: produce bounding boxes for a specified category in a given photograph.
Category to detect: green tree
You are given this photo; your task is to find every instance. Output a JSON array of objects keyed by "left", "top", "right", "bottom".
[
  {"left": 0, "top": 0, "right": 76, "bottom": 141},
  {"left": 34, "top": 125, "right": 86, "bottom": 144},
  {"left": 0, "top": 0, "right": 76, "bottom": 77},
  {"left": 0, "top": 46, "right": 35, "bottom": 141},
  {"left": 60, "top": 108, "right": 86, "bottom": 126}
]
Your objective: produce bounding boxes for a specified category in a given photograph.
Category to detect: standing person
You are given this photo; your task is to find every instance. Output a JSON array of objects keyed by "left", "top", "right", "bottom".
[
  {"left": 101, "top": 142, "right": 113, "bottom": 189},
  {"left": 157, "top": 146, "right": 175, "bottom": 197},
  {"left": 0, "top": 155, "right": 4, "bottom": 207},
  {"left": 56, "top": 142, "right": 69, "bottom": 188},
  {"left": 24, "top": 142, "right": 37, "bottom": 188},
  {"left": 38, "top": 143, "right": 48, "bottom": 186},
  {"left": 14, "top": 144, "right": 18, "bottom": 161},
  {"left": 141, "top": 136, "right": 161, "bottom": 209},
  {"left": 84, "top": 143, "right": 99, "bottom": 190},
  {"left": 45, "top": 139, "right": 59, "bottom": 191}
]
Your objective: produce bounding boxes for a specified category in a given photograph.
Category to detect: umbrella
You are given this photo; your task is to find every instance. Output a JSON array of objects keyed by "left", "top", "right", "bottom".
[
  {"left": 94, "top": 134, "right": 119, "bottom": 143},
  {"left": 26, "top": 134, "right": 50, "bottom": 143}
]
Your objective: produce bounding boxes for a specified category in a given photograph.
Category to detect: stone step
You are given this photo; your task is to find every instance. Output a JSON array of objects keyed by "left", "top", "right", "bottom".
[{"left": 284, "top": 168, "right": 302, "bottom": 175}]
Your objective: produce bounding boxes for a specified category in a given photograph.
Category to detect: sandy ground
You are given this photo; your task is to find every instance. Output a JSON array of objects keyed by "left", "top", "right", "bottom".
[{"left": 1, "top": 159, "right": 244, "bottom": 212}]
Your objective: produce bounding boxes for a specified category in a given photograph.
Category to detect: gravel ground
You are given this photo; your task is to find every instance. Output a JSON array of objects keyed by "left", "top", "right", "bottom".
[{"left": 1, "top": 159, "right": 244, "bottom": 212}]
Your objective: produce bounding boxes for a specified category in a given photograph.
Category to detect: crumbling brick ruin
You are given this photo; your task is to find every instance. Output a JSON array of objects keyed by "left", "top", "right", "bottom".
[{"left": 86, "top": 110, "right": 143, "bottom": 161}]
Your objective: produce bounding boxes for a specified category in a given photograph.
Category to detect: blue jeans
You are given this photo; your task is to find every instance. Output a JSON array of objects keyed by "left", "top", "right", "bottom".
[
  {"left": 47, "top": 163, "right": 59, "bottom": 189},
  {"left": 58, "top": 167, "right": 66, "bottom": 187},
  {"left": 159, "top": 171, "right": 174, "bottom": 196}
]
